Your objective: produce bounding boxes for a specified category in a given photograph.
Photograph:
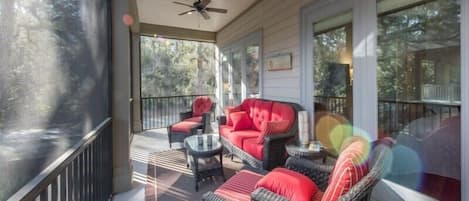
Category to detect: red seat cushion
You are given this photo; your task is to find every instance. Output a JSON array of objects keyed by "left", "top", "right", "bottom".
[
  {"left": 225, "top": 106, "right": 241, "bottom": 126},
  {"left": 230, "top": 111, "right": 253, "bottom": 131},
  {"left": 219, "top": 125, "right": 233, "bottom": 138},
  {"left": 255, "top": 168, "right": 318, "bottom": 201},
  {"left": 257, "top": 120, "right": 290, "bottom": 144},
  {"left": 227, "top": 130, "right": 260, "bottom": 148},
  {"left": 271, "top": 102, "right": 295, "bottom": 129},
  {"left": 185, "top": 116, "right": 202, "bottom": 123},
  {"left": 322, "top": 138, "right": 370, "bottom": 201},
  {"left": 215, "top": 170, "right": 264, "bottom": 201},
  {"left": 170, "top": 121, "right": 200, "bottom": 133},
  {"left": 242, "top": 138, "right": 264, "bottom": 160},
  {"left": 251, "top": 100, "right": 273, "bottom": 131},
  {"left": 192, "top": 96, "right": 212, "bottom": 117}
]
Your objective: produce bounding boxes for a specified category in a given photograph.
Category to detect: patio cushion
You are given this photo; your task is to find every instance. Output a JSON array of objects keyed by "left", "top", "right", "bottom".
[
  {"left": 219, "top": 125, "right": 232, "bottom": 138},
  {"left": 225, "top": 106, "right": 241, "bottom": 126},
  {"left": 240, "top": 98, "right": 257, "bottom": 118},
  {"left": 271, "top": 102, "right": 295, "bottom": 129},
  {"left": 228, "top": 130, "right": 260, "bottom": 148},
  {"left": 230, "top": 111, "right": 253, "bottom": 131},
  {"left": 184, "top": 116, "right": 202, "bottom": 123},
  {"left": 322, "top": 138, "right": 369, "bottom": 201},
  {"left": 170, "top": 121, "right": 200, "bottom": 133},
  {"left": 214, "top": 170, "right": 264, "bottom": 201},
  {"left": 256, "top": 120, "right": 290, "bottom": 144},
  {"left": 242, "top": 138, "right": 264, "bottom": 160},
  {"left": 192, "top": 96, "right": 212, "bottom": 117},
  {"left": 251, "top": 100, "right": 273, "bottom": 131},
  {"left": 255, "top": 168, "right": 318, "bottom": 201}
]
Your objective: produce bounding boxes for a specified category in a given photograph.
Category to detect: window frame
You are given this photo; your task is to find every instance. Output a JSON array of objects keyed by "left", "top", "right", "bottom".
[{"left": 219, "top": 31, "right": 263, "bottom": 107}]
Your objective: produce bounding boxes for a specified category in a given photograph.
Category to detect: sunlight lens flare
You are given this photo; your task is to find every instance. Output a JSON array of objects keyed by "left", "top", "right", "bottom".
[{"left": 122, "top": 14, "right": 134, "bottom": 26}]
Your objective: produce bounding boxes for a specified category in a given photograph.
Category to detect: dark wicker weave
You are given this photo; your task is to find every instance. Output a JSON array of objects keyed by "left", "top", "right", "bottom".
[
  {"left": 202, "top": 192, "right": 228, "bottom": 201},
  {"left": 251, "top": 188, "right": 289, "bottom": 201},
  {"left": 167, "top": 103, "right": 216, "bottom": 148},
  {"left": 218, "top": 99, "right": 304, "bottom": 170}
]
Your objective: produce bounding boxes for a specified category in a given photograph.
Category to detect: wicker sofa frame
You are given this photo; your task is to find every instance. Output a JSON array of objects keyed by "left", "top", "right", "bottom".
[
  {"left": 203, "top": 139, "right": 393, "bottom": 201},
  {"left": 218, "top": 99, "right": 304, "bottom": 170},
  {"left": 167, "top": 103, "right": 216, "bottom": 148}
]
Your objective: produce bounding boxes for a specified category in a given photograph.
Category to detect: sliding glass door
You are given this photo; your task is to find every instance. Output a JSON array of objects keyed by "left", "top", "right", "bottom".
[
  {"left": 377, "top": 0, "right": 461, "bottom": 200},
  {"left": 220, "top": 32, "right": 261, "bottom": 107}
]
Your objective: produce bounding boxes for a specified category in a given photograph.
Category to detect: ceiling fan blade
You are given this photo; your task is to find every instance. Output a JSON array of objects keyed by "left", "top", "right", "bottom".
[
  {"left": 200, "top": 11, "right": 210, "bottom": 20},
  {"left": 179, "top": 9, "right": 196, "bottom": 15},
  {"left": 173, "top": 1, "right": 194, "bottom": 8},
  {"left": 206, "top": 7, "right": 227, "bottom": 14},
  {"left": 199, "top": 0, "right": 211, "bottom": 8}
]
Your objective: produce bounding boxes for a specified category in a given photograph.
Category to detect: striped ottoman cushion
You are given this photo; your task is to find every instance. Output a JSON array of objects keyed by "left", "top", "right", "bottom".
[{"left": 215, "top": 170, "right": 264, "bottom": 201}]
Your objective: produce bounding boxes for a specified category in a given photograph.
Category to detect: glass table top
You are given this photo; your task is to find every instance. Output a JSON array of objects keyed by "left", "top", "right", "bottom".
[{"left": 184, "top": 134, "right": 222, "bottom": 153}]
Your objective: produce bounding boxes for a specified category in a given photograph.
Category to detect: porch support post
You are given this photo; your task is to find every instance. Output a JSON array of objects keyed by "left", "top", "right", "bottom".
[
  {"left": 461, "top": 0, "right": 469, "bottom": 200},
  {"left": 111, "top": 0, "right": 133, "bottom": 193},
  {"left": 352, "top": 0, "right": 378, "bottom": 140}
]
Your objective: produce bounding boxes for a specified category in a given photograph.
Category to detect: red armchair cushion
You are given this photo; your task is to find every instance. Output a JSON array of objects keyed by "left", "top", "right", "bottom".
[
  {"left": 251, "top": 100, "right": 273, "bottom": 131},
  {"left": 215, "top": 170, "right": 264, "bottom": 201},
  {"left": 192, "top": 96, "right": 212, "bottom": 117},
  {"left": 255, "top": 168, "right": 318, "bottom": 201},
  {"left": 323, "top": 138, "right": 370, "bottom": 201},
  {"left": 257, "top": 120, "right": 290, "bottom": 144},
  {"left": 170, "top": 121, "right": 200, "bottom": 133},
  {"left": 230, "top": 111, "right": 253, "bottom": 131},
  {"left": 225, "top": 106, "right": 241, "bottom": 126},
  {"left": 185, "top": 116, "right": 202, "bottom": 123}
]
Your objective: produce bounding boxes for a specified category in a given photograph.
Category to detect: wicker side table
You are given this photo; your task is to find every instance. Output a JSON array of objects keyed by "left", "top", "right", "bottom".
[
  {"left": 285, "top": 141, "right": 328, "bottom": 163},
  {"left": 184, "top": 134, "right": 225, "bottom": 191}
]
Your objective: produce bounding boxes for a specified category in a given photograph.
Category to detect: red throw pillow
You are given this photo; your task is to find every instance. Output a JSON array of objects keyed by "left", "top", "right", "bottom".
[
  {"left": 322, "top": 139, "right": 369, "bottom": 201},
  {"left": 230, "top": 111, "right": 253, "bottom": 131},
  {"left": 255, "top": 168, "right": 318, "bottom": 201},
  {"left": 257, "top": 120, "right": 290, "bottom": 144},
  {"left": 224, "top": 106, "right": 241, "bottom": 126}
]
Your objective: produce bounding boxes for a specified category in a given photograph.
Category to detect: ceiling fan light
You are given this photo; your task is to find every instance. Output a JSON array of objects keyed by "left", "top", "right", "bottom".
[{"left": 187, "top": 11, "right": 193, "bottom": 15}]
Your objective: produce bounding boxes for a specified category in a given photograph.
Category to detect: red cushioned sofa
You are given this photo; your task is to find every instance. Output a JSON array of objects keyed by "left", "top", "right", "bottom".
[{"left": 218, "top": 98, "right": 303, "bottom": 170}]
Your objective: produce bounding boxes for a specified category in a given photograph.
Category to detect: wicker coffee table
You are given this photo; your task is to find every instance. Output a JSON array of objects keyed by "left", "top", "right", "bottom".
[{"left": 184, "top": 134, "right": 225, "bottom": 191}]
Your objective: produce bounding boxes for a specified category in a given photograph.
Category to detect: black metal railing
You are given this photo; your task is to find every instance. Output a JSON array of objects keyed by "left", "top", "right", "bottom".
[
  {"left": 141, "top": 94, "right": 215, "bottom": 130},
  {"left": 8, "top": 118, "right": 113, "bottom": 201},
  {"left": 314, "top": 96, "right": 461, "bottom": 137}
]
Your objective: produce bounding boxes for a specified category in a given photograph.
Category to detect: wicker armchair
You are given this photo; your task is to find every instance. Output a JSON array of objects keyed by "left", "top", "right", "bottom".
[
  {"left": 203, "top": 139, "right": 393, "bottom": 201},
  {"left": 167, "top": 96, "right": 215, "bottom": 148},
  {"left": 253, "top": 140, "right": 393, "bottom": 201}
]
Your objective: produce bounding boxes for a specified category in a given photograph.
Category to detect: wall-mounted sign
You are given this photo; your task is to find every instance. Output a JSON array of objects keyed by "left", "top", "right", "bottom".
[{"left": 267, "top": 53, "right": 292, "bottom": 71}]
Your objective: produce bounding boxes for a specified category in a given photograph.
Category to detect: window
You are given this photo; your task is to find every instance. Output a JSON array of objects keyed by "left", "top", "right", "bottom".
[
  {"left": 220, "top": 32, "right": 262, "bottom": 107},
  {"left": 0, "top": 0, "right": 111, "bottom": 199},
  {"left": 377, "top": 0, "right": 461, "bottom": 200}
]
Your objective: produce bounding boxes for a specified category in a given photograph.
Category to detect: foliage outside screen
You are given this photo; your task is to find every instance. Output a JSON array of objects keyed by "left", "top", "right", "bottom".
[{"left": 140, "top": 36, "right": 217, "bottom": 98}]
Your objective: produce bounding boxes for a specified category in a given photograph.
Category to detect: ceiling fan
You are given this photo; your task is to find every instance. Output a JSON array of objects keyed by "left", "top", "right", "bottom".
[{"left": 173, "top": 0, "right": 228, "bottom": 20}]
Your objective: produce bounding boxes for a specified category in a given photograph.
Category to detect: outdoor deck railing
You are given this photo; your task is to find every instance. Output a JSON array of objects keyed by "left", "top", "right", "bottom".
[
  {"left": 314, "top": 96, "right": 460, "bottom": 137},
  {"left": 141, "top": 94, "right": 216, "bottom": 130},
  {"left": 8, "top": 118, "right": 113, "bottom": 201}
]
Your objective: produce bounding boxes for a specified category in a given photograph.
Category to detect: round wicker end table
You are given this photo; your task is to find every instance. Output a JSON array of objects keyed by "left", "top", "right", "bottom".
[
  {"left": 285, "top": 141, "right": 328, "bottom": 163},
  {"left": 184, "top": 134, "right": 225, "bottom": 191}
]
